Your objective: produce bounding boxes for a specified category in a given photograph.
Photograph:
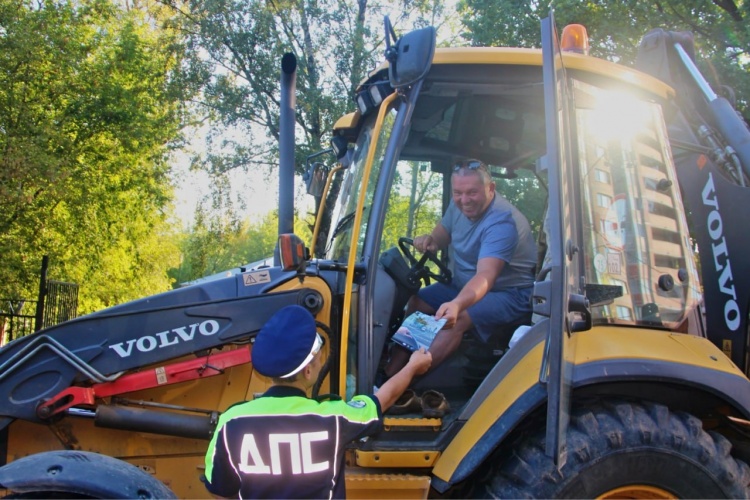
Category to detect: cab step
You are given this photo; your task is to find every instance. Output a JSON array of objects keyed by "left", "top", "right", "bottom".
[{"left": 345, "top": 471, "right": 431, "bottom": 499}]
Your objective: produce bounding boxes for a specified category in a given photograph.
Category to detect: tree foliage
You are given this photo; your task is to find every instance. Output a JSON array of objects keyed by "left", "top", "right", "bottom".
[
  {"left": 169, "top": 208, "right": 313, "bottom": 284},
  {"left": 165, "top": 0, "right": 371, "bottom": 176},
  {"left": 458, "top": 0, "right": 750, "bottom": 119},
  {"left": 381, "top": 163, "right": 442, "bottom": 252},
  {"left": 163, "top": 0, "right": 452, "bottom": 179},
  {"left": 164, "top": 0, "right": 452, "bottom": 279},
  {"left": 495, "top": 169, "right": 546, "bottom": 238},
  {"left": 0, "top": 0, "right": 193, "bottom": 313}
]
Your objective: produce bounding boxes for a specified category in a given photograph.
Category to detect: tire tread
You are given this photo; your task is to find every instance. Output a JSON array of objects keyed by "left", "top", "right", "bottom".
[{"left": 483, "top": 399, "right": 750, "bottom": 499}]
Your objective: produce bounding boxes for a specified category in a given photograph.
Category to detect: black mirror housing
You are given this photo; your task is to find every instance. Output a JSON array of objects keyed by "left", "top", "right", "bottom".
[{"left": 388, "top": 26, "right": 436, "bottom": 89}]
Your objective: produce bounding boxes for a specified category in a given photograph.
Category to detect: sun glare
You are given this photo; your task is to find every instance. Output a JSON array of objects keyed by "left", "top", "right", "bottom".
[{"left": 585, "top": 91, "right": 652, "bottom": 144}]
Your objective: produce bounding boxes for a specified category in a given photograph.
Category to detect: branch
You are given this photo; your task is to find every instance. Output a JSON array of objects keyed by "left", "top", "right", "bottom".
[{"left": 711, "top": 0, "right": 743, "bottom": 22}]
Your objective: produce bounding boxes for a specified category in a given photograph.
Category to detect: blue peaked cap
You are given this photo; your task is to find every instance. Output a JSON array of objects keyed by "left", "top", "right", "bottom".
[{"left": 253, "top": 305, "right": 317, "bottom": 378}]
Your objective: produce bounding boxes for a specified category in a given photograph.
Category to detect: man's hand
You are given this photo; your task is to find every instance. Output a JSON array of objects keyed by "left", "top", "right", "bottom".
[
  {"left": 413, "top": 225, "right": 450, "bottom": 254},
  {"left": 435, "top": 301, "right": 461, "bottom": 329},
  {"left": 407, "top": 347, "right": 432, "bottom": 375},
  {"left": 413, "top": 234, "right": 439, "bottom": 253}
]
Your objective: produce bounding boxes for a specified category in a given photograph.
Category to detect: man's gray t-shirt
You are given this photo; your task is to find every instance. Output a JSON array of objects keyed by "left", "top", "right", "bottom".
[{"left": 441, "top": 193, "right": 537, "bottom": 291}]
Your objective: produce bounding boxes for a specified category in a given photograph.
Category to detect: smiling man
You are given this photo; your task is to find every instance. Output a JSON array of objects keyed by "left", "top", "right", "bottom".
[{"left": 385, "top": 159, "right": 537, "bottom": 380}]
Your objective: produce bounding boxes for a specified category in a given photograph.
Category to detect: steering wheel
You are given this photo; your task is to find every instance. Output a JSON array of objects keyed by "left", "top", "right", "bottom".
[{"left": 398, "top": 237, "right": 452, "bottom": 287}]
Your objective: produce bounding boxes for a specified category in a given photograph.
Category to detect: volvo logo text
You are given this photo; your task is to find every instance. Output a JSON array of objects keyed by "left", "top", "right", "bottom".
[
  {"left": 108, "top": 319, "right": 221, "bottom": 358},
  {"left": 702, "top": 173, "right": 740, "bottom": 331}
]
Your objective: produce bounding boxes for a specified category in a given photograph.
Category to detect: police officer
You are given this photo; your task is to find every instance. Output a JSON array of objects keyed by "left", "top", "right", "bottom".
[{"left": 204, "top": 305, "right": 431, "bottom": 499}]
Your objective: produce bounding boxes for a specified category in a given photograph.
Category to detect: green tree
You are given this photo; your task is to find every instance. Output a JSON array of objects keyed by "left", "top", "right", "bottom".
[
  {"left": 167, "top": 0, "right": 452, "bottom": 176},
  {"left": 0, "top": 0, "right": 194, "bottom": 313},
  {"left": 458, "top": 0, "right": 750, "bottom": 119},
  {"left": 495, "top": 169, "right": 546, "bottom": 237},
  {"left": 169, "top": 179, "right": 245, "bottom": 283},
  {"left": 381, "top": 162, "right": 442, "bottom": 253},
  {"left": 170, "top": 207, "right": 314, "bottom": 284},
  {"left": 162, "top": 0, "right": 452, "bottom": 269}
]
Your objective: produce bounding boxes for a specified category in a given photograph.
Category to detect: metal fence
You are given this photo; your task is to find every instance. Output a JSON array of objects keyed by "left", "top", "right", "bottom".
[
  {"left": 0, "top": 280, "right": 79, "bottom": 345},
  {"left": 0, "top": 300, "right": 37, "bottom": 342},
  {"left": 41, "top": 280, "right": 79, "bottom": 330}
]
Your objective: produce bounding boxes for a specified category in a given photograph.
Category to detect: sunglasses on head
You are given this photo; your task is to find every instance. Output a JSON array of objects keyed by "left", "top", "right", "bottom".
[{"left": 453, "top": 160, "right": 485, "bottom": 172}]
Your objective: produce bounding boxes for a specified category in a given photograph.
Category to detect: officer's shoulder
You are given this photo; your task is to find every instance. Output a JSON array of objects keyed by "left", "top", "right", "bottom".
[
  {"left": 315, "top": 393, "right": 343, "bottom": 403},
  {"left": 225, "top": 399, "right": 251, "bottom": 411},
  {"left": 317, "top": 394, "right": 376, "bottom": 408}
]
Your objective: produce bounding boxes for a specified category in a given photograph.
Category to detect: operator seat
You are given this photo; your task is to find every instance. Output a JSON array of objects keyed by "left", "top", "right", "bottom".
[{"left": 371, "top": 247, "right": 421, "bottom": 381}]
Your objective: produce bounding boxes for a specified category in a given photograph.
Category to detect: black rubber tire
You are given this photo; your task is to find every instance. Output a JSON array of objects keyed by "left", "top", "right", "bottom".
[
  {"left": 3, "top": 493, "right": 94, "bottom": 499},
  {"left": 482, "top": 399, "right": 750, "bottom": 499}
]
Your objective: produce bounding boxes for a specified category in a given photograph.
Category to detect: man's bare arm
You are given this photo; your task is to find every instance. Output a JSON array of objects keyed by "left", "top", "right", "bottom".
[
  {"left": 374, "top": 348, "right": 431, "bottom": 411},
  {"left": 435, "top": 257, "right": 505, "bottom": 327}
]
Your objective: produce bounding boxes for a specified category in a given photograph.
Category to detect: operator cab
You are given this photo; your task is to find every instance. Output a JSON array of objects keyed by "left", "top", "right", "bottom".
[
  {"left": 319, "top": 45, "right": 701, "bottom": 428},
  {"left": 321, "top": 59, "right": 550, "bottom": 416},
  {"left": 372, "top": 66, "right": 549, "bottom": 407}
]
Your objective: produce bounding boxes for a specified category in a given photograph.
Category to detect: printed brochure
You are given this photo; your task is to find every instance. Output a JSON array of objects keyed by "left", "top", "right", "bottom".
[{"left": 391, "top": 311, "right": 447, "bottom": 351}]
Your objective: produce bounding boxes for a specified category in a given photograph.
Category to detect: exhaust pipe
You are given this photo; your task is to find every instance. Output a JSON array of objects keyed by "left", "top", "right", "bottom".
[
  {"left": 95, "top": 405, "right": 218, "bottom": 440},
  {"left": 277, "top": 53, "right": 297, "bottom": 249}
]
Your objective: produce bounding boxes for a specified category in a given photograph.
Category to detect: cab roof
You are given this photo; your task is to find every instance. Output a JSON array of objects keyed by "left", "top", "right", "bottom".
[{"left": 361, "top": 46, "right": 674, "bottom": 101}]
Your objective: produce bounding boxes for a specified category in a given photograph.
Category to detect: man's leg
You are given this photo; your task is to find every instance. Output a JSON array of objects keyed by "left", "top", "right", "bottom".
[
  {"left": 424, "top": 310, "right": 472, "bottom": 367},
  {"left": 384, "top": 295, "right": 434, "bottom": 377},
  {"left": 467, "top": 286, "right": 534, "bottom": 344},
  {"left": 406, "top": 294, "right": 434, "bottom": 316}
]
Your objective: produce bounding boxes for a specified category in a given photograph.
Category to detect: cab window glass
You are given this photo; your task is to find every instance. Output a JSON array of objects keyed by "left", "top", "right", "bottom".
[
  {"left": 572, "top": 79, "right": 701, "bottom": 328},
  {"left": 381, "top": 160, "right": 442, "bottom": 253}
]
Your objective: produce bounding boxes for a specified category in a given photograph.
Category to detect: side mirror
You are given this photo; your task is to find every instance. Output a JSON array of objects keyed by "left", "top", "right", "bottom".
[
  {"left": 305, "top": 162, "right": 327, "bottom": 198},
  {"left": 384, "top": 17, "right": 436, "bottom": 89}
]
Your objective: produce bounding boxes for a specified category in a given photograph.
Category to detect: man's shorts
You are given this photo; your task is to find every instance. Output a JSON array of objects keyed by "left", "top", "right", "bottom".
[{"left": 418, "top": 282, "right": 533, "bottom": 343}]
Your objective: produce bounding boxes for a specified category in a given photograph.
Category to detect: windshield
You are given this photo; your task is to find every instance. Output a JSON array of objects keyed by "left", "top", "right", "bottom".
[
  {"left": 573, "top": 79, "right": 702, "bottom": 329},
  {"left": 325, "top": 106, "right": 399, "bottom": 261},
  {"left": 323, "top": 102, "right": 400, "bottom": 400}
]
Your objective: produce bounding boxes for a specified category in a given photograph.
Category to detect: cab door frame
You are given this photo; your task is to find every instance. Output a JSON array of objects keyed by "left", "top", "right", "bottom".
[{"left": 539, "top": 12, "right": 586, "bottom": 466}]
